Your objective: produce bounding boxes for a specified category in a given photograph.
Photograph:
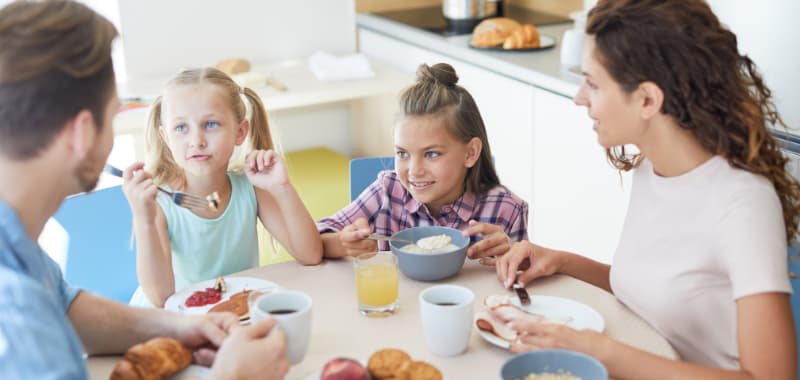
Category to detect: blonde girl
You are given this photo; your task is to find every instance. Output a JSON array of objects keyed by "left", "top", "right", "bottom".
[
  {"left": 318, "top": 63, "right": 529, "bottom": 262},
  {"left": 124, "top": 68, "right": 322, "bottom": 307},
  {"left": 497, "top": 0, "right": 797, "bottom": 378}
]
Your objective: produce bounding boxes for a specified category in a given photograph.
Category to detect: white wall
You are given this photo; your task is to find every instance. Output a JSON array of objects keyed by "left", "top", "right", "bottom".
[
  {"left": 707, "top": 0, "right": 800, "bottom": 130},
  {"left": 116, "top": 0, "right": 356, "bottom": 82}
]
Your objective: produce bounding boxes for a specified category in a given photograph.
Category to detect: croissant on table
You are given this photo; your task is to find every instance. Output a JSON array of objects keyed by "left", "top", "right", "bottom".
[
  {"left": 110, "top": 337, "right": 193, "bottom": 380},
  {"left": 503, "top": 24, "right": 541, "bottom": 49}
]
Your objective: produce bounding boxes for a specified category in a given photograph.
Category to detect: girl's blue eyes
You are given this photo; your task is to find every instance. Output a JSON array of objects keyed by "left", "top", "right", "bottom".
[{"left": 173, "top": 121, "right": 220, "bottom": 132}]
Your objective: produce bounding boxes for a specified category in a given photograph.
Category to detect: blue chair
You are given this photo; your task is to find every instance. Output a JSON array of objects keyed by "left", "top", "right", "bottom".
[
  {"left": 788, "top": 244, "right": 800, "bottom": 379},
  {"left": 52, "top": 185, "right": 138, "bottom": 303},
  {"left": 349, "top": 156, "right": 394, "bottom": 201}
]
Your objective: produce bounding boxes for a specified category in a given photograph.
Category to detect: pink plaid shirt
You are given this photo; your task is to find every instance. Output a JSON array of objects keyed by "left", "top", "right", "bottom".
[{"left": 317, "top": 171, "right": 529, "bottom": 250}]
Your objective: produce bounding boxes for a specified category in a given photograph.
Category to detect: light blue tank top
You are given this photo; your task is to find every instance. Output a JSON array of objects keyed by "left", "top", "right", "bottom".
[{"left": 129, "top": 171, "right": 259, "bottom": 307}]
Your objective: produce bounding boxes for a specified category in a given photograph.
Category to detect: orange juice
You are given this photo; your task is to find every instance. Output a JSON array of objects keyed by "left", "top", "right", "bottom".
[{"left": 356, "top": 262, "right": 399, "bottom": 306}]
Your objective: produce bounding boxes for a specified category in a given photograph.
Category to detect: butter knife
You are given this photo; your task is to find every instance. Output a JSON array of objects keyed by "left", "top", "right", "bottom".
[{"left": 513, "top": 283, "right": 531, "bottom": 306}]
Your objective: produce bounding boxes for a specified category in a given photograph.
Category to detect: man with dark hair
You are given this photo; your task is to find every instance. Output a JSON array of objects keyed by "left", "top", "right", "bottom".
[{"left": 0, "top": 1, "right": 289, "bottom": 378}]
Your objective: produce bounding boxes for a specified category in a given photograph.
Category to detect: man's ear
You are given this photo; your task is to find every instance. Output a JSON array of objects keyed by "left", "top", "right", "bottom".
[
  {"left": 465, "top": 137, "right": 482, "bottom": 168},
  {"left": 235, "top": 119, "right": 250, "bottom": 146},
  {"left": 65, "top": 109, "right": 96, "bottom": 160},
  {"left": 637, "top": 81, "right": 664, "bottom": 120}
]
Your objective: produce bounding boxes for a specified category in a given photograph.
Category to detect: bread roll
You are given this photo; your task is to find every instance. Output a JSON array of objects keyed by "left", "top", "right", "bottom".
[
  {"left": 215, "top": 58, "right": 251, "bottom": 76},
  {"left": 471, "top": 17, "right": 521, "bottom": 48},
  {"left": 110, "top": 337, "right": 192, "bottom": 380},
  {"left": 503, "top": 24, "right": 540, "bottom": 49}
]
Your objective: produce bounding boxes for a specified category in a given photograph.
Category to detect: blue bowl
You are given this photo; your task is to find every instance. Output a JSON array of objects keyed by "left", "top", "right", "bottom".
[
  {"left": 501, "top": 349, "right": 608, "bottom": 380},
  {"left": 389, "top": 226, "right": 469, "bottom": 281}
]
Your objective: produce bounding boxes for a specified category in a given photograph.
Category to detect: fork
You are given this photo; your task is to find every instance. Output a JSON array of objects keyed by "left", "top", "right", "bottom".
[{"left": 104, "top": 164, "right": 212, "bottom": 211}]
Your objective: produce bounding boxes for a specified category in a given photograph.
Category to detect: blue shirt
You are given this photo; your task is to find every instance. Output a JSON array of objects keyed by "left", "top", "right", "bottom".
[{"left": 0, "top": 201, "right": 87, "bottom": 379}]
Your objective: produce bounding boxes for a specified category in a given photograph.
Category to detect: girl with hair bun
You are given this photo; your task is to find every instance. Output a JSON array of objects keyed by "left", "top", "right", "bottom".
[
  {"left": 318, "top": 63, "right": 529, "bottom": 263},
  {"left": 124, "top": 67, "right": 322, "bottom": 307}
]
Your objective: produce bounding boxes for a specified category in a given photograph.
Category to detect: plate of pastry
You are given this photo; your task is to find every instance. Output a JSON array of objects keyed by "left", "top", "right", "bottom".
[
  {"left": 164, "top": 276, "right": 280, "bottom": 320},
  {"left": 468, "top": 34, "right": 556, "bottom": 51},
  {"left": 474, "top": 294, "right": 604, "bottom": 349}
]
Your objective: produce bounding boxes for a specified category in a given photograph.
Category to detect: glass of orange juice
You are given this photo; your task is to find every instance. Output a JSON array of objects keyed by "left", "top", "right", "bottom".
[{"left": 354, "top": 251, "right": 399, "bottom": 317}]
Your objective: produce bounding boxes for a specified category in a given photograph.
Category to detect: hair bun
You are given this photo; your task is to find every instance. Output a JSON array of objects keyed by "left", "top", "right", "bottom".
[{"left": 416, "top": 63, "right": 459, "bottom": 87}]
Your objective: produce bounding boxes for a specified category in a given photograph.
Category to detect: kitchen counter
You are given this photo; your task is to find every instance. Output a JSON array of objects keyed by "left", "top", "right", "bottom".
[{"left": 357, "top": 12, "right": 582, "bottom": 98}]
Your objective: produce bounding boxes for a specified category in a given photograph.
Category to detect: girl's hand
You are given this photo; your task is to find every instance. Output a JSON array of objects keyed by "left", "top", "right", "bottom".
[
  {"left": 464, "top": 220, "right": 513, "bottom": 265},
  {"left": 507, "top": 319, "right": 612, "bottom": 361},
  {"left": 245, "top": 150, "right": 290, "bottom": 192},
  {"left": 496, "top": 241, "right": 563, "bottom": 288},
  {"left": 339, "top": 218, "right": 377, "bottom": 257},
  {"left": 122, "top": 163, "right": 158, "bottom": 222}
]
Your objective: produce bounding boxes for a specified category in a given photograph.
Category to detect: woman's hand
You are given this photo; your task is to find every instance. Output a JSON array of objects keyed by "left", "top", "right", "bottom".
[
  {"left": 338, "top": 217, "right": 377, "bottom": 257},
  {"left": 496, "top": 241, "right": 563, "bottom": 288},
  {"left": 508, "top": 319, "right": 613, "bottom": 361},
  {"left": 464, "top": 220, "right": 513, "bottom": 265},
  {"left": 245, "top": 150, "right": 291, "bottom": 193},
  {"left": 122, "top": 163, "right": 158, "bottom": 222}
]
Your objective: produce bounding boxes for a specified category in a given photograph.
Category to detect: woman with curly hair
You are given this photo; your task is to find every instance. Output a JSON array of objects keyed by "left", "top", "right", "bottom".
[{"left": 495, "top": 0, "right": 798, "bottom": 378}]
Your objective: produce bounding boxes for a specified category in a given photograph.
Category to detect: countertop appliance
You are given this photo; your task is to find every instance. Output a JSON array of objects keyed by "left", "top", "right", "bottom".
[{"left": 372, "top": 4, "right": 571, "bottom": 36}]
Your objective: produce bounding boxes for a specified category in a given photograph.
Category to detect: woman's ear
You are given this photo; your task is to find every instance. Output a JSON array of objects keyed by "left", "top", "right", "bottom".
[
  {"left": 235, "top": 119, "right": 250, "bottom": 146},
  {"left": 465, "top": 137, "right": 482, "bottom": 168},
  {"left": 637, "top": 81, "right": 664, "bottom": 120}
]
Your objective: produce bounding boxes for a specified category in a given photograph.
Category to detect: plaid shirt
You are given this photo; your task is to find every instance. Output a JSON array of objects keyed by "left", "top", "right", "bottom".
[{"left": 317, "top": 171, "right": 529, "bottom": 250}]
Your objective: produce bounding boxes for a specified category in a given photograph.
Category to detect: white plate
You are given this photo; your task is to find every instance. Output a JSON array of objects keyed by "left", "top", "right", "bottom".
[
  {"left": 173, "top": 364, "right": 210, "bottom": 379},
  {"left": 164, "top": 277, "right": 280, "bottom": 315},
  {"left": 474, "top": 295, "right": 605, "bottom": 349}
]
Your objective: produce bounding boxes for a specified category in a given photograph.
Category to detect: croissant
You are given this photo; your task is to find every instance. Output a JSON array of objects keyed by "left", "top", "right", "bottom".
[
  {"left": 503, "top": 24, "right": 541, "bottom": 49},
  {"left": 110, "top": 337, "right": 193, "bottom": 380},
  {"left": 471, "top": 17, "right": 521, "bottom": 48}
]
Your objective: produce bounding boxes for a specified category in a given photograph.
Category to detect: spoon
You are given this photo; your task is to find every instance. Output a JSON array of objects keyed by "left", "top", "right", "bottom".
[{"left": 364, "top": 233, "right": 415, "bottom": 245}]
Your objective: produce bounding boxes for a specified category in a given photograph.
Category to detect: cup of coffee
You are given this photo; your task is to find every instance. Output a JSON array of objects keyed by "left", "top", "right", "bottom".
[
  {"left": 250, "top": 290, "right": 312, "bottom": 364},
  {"left": 419, "top": 284, "right": 475, "bottom": 356}
]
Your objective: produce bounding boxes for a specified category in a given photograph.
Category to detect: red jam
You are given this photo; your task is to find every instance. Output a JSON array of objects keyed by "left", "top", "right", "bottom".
[{"left": 185, "top": 288, "right": 222, "bottom": 307}]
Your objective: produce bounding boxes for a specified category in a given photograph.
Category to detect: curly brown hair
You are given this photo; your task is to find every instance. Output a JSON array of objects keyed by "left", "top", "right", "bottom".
[{"left": 587, "top": 0, "right": 800, "bottom": 242}]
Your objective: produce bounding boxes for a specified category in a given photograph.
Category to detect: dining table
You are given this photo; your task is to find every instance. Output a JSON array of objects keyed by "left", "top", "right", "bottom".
[{"left": 88, "top": 256, "right": 678, "bottom": 379}]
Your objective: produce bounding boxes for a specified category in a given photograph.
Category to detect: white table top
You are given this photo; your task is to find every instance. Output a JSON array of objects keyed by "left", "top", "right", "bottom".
[{"left": 88, "top": 259, "right": 677, "bottom": 379}]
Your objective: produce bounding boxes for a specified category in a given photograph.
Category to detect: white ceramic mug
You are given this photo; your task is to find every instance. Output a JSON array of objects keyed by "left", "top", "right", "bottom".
[
  {"left": 419, "top": 284, "right": 475, "bottom": 356},
  {"left": 560, "top": 28, "right": 585, "bottom": 67},
  {"left": 250, "top": 290, "right": 312, "bottom": 364}
]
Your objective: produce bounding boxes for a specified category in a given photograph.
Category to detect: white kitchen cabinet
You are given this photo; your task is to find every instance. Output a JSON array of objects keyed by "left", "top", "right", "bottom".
[
  {"left": 359, "top": 28, "right": 537, "bottom": 221},
  {"left": 531, "top": 88, "right": 631, "bottom": 263}
]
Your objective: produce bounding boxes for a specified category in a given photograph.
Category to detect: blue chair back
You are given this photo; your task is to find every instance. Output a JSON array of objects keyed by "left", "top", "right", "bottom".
[
  {"left": 349, "top": 156, "right": 394, "bottom": 201},
  {"left": 788, "top": 244, "right": 800, "bottom": 379},
  {"left": 52, "top": 185, "right": 138, "bottom": 303}
]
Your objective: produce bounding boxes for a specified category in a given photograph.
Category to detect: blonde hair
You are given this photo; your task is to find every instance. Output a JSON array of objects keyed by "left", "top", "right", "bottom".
[{"left": 144, "top": 67, "right": 275, "bottom": 188}]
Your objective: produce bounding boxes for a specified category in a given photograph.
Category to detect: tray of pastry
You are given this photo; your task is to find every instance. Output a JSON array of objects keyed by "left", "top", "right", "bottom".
[{"left": 469, "top": 17, "right": 556, "bottom": 51}]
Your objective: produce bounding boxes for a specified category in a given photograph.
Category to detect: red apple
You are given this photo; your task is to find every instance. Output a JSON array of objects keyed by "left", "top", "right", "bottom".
[{"left": 320, "top": 357, "right": 370, "bottom": 380}]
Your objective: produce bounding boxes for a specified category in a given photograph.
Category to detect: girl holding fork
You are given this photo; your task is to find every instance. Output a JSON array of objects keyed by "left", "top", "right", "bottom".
[{"left": 124, "top": 68, "right": 322, "bottom": 308}]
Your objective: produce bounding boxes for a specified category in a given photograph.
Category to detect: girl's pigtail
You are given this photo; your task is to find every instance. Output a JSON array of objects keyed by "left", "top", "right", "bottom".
[
  {"left": 144, "top": 96, "right": 183, "bottom": 188},
  {"left": 242, "top": 87, "right": 276, "bottom": 153}
]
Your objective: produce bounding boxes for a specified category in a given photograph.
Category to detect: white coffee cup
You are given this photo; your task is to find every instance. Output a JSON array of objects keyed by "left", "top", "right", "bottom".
[
  {"left": 419, "top": 284, "right": 475, "bottom": 357},
  {"left": 560, "top": 28, "right": 585, "bottom": 67},
  {"left": 250, "top": 290, "right": 312, "bottom": 365}
]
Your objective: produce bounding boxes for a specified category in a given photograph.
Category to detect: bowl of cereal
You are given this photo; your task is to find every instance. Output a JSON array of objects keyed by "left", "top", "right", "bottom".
[
  {"left": 388, "top": 226, "right": 469, "bottom": 281},
  {"left": 501, "top": 349, "right": 607, "bottom": 380}
]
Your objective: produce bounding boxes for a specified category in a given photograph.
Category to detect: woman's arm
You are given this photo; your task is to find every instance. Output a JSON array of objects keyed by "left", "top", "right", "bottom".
[
  {"left": 509, "top": 292, "right": 796, "bottom": 380},
  {"left": 497, "top": 241, "right": 612, "bottom": 293}
]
